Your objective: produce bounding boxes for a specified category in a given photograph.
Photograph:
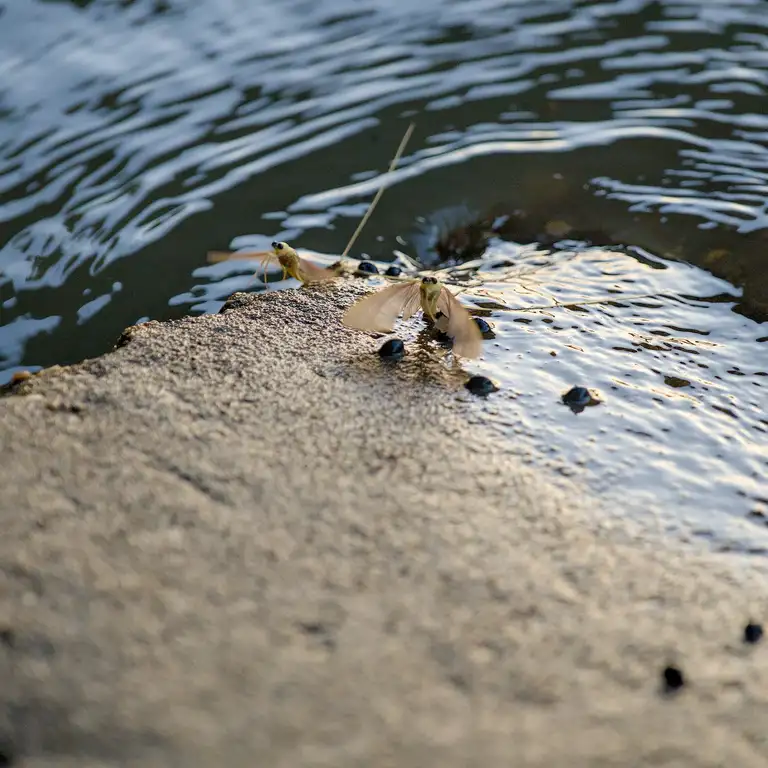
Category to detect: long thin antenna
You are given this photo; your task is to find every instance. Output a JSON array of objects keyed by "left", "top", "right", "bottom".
[{"left": 341, "top": 122, "right": 415, "bottom": 259}]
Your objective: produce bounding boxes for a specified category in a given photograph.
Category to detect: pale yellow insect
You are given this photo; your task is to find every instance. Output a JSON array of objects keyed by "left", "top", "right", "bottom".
[
  {"left": 207, "top": 241, "right": 335, "bottom": 285},
  {"left": 342, "top": 276, "right": 483, "bottom": 359}
]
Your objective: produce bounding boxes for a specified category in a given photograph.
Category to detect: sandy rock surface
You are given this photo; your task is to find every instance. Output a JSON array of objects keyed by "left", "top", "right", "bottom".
[{"left": 1, "top": 281, "right": 767, "bottom": 767}]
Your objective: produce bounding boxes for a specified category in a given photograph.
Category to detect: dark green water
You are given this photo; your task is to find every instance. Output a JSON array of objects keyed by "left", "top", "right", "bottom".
[{"left": 0, "top": 0, "right": 766, "bottom": 546}]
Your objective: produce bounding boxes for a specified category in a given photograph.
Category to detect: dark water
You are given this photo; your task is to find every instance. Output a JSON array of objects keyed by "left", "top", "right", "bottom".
[{"left": 0, "top": 0, "right": 766, "bottom": 544}]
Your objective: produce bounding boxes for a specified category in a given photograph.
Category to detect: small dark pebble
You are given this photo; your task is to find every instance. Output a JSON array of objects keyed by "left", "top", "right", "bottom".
[
  {"left": 378, "top": 338, "right": 406, "bottom": 361},
  {"left": 562, "top": 386, "right": 591, "bottom": 406},
  {"left": 0, "top": 628, "right": 15, "bottom": 648},
  {"left": 465, "top": 375, "right": 498, "bottom": 396},
  {"left": 744, "top": 622, "right": 763, "bottom": 644},
  {"left": 662, "top": 665, "right": 684, "bottom": 691},
  {"left": 473, "top": 317, "right": 492, "bottom": 334},
  {"left": 357, "top": 261, "right": 379, "bottom": 275},
  {"left": 385, "top": 265, "right": 402, "bottom": 277},
  {"left": 561, "top": 385, "right": 600, "bottom": 414}
]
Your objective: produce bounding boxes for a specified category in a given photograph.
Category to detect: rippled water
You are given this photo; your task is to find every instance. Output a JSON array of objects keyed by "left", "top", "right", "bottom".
[
  {"left": 0, "top": 0, "right": 766, "bottom": 544},
  {"left": 461, "top": 244, "right": 767, "bottom": 548}
]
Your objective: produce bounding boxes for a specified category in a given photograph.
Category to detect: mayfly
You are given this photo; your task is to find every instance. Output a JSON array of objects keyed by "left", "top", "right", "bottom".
[
  {"left": 342, "top": 276, "right": 483, "bottom": 359},
  {"left": 207, "top": 241, "right": 335, "bottom": 285},
  {"left": 206, "top": 122, "right": 416, "bottom": 285}
]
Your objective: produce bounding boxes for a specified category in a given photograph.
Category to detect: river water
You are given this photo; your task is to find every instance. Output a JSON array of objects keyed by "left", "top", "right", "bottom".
[{"left": 0, "top": 0, "right": 766, "bottom": 548}]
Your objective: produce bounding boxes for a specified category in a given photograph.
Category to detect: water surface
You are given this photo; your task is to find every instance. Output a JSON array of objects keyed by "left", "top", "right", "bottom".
[{"left": 0, "top": 0, "right": 766, "bottom": 546}]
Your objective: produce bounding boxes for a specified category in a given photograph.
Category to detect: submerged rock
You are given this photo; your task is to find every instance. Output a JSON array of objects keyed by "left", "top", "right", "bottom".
[{"left": 385, "top": 265, "right": 402, "bottom": 277}]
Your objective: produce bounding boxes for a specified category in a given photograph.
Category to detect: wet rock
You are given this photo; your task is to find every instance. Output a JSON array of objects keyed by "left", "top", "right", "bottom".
[
  {"left": 473, "top": 317, "right": 495, "bottom": 338},
  {"left": 378, "top": 339, "right": 406, "bottom": 361},
  {"left": 357, "top": 261, "right": 379, "bottom": 275},
  {"left": 744, "top": 622, "right": 763, "bottom": 644},
  {"left": 562, "top": 386, "right": 600, "bottom": 414},
  {"left": 562, "top": 386, "right": 590, "bottom": 406},
  {"left": 662, "top": 665, "right": 685, "bottom": 692},
  {"left": 465, "top": 375, "right": 498, "bottom": 396},
  {"left": 435, "top": 214, "right": 495, "bottom": 263},
  {"left": 385, "top": 265, "right": 402, "bottom": 277}
]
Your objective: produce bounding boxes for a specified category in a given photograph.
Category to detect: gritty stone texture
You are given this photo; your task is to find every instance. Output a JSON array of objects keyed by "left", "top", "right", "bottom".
[{"left": 1, "top": 281, "right": 768, "bottom": 767}]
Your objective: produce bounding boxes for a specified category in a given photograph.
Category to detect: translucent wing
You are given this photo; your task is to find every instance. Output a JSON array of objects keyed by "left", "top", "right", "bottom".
[
  {"left": 401, "top": 287, "right": 423, "bottom": 320},
  {"left": 207, "top": 250, "right": 273, "bottom": 264},
  {"left": 297, "top": 257, "right": 337, "bottom": 283},
  {"left": 342, "top": 282, "right": 420, "bottom": 333},
  {"left": 437, "top": 288, "right": 483, "bottom": 359}
]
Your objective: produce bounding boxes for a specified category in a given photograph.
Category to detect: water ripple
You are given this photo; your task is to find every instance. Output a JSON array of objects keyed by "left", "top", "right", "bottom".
[{"left": 0, "top": 0, "right": 767, "bottom": 545}]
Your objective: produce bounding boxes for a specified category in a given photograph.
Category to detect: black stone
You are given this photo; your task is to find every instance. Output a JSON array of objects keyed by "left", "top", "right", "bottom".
[
  {"left": 744, "top": 622, "right": 763, "bottom": 644},
  {"left": 662, "top": 665, "right": 684, "bottom": 691},
  {"left": 562, "top": 386, "right": 591, "bottom": 406},
  {"left": 357, "top": 261, "right": 379, "bottom": 275},
  {"left": 385, "top": 265, "right": 402, "bottom": 277},
  {"left": 465, "top": 375, "right": 498, "bottom": 396},
  {"left": 378, "top": 339, "right": 406, "bottom": 361},
  {"left": 473, "top": 317, "right": 493, "bottom": 336}
]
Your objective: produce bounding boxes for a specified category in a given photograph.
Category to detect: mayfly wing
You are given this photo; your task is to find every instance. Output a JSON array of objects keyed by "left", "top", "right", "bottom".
[
  {"left": 207, "top": 250, "right": 276, "bottom": 286},
  {"left": 401, "top": 287, "right": 423, "bottom": 320},
  {"left": 437, "top": 288, "right": 483, "bottom": 359},
  {"left": 207, "top": 250, "right": 274, "bottom": 264},
  {"left": 297, "top": 257, "right": 337, "bottom": 283},
  {"left": 342, "top": 281, "right": 420, "bottom": 333}
]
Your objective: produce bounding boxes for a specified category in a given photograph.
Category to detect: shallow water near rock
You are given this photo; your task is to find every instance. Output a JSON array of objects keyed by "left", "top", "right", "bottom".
[
  {"left": 0, "top": 0, "right": 766, "bottom": 550},
  {"left": 459, "top": 243, "right": 767, "bottom": 549}
]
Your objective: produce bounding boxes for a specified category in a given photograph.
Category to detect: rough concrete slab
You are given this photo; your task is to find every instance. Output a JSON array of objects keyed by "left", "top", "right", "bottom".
[{"left": 1, "top": 281, "right": 767, "bottom": 767}]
